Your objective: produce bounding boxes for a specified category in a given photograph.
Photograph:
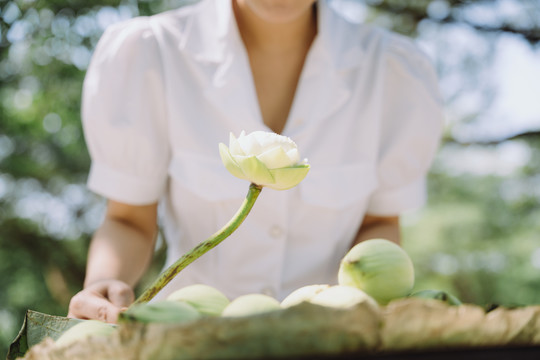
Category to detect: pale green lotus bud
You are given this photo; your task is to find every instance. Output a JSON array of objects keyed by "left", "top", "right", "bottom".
[
  {"left": 219, "top": 131, "right": 310, "bottom": 190},
  {"left": 221, "top": 294, "right": 281, "bottom": 317},
  {"left": 167, "top": 284, "right": 230, "bottom": 316},
  {"left": 310, "top": 285, "right": 379, "bottom": 310},
  {"left": 55, "top": 320, "right": 116, "bottom": 348},
  {"left": 338, "top": 239, "right": 415, "bottom": 305},
  {"left": 281, "top": 284, "right": 330, "bottom": 308}
]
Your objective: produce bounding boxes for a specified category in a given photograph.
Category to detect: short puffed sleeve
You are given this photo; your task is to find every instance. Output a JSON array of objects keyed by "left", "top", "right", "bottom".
[
  {"left": 82, "top": 17, "right": 169, "bottom": 205},
  {"left": 366, "top": 34, "right": 444, "bottom": 215}
]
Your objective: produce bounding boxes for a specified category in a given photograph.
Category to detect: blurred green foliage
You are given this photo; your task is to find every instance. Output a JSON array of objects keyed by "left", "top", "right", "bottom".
[
  {"left": 405, "top": 148, "right": 540, "bottom": 307},
  {"left": 0, "top": 0, "right": 190, "bottom": 352},
  {"left": 1, "top": 0, "right": 539, "bottom": 356}
]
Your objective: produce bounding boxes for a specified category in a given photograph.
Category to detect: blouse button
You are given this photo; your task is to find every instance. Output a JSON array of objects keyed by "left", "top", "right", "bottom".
[{"left": 269, "top": 225, "right": 283, "bottom": 238}]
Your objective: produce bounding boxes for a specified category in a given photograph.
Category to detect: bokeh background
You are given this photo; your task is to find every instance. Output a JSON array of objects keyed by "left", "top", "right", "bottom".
[{"left": 1, "top": 0, "right": 539, "bottom": 355}]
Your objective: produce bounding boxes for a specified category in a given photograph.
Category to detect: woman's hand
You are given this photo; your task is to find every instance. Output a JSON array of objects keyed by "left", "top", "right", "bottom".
[
  {"left": 68, "top": 200, "right": 158, "bottom": 323},
  {"left": 68, "top": 279, "right": 134, "bottom": 323}
]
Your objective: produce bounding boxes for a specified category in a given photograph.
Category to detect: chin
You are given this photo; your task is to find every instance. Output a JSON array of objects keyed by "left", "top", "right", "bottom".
[{"left": 245, "top": 0, "right": 316, "bottom": 24}]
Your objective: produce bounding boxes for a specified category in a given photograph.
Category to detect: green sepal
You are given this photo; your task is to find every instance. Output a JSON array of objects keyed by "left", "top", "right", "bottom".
[
  {"left": 235, "top": 155, "right": 275, "bottom": 186},
  {"left": 219, "top": 143, "right": 248, "bottom": 181},
  {"left": 268, "top": 164, "right": 310, "bottom": 190}
]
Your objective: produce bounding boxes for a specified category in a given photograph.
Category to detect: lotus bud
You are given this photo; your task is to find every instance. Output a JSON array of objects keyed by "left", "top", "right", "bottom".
[
  {"left": 221, "top": 294, "right": 281, "bottom": 317},
  {"left": 281, "top": 284, "right": 330, "bottom": 308},
  {"left": 310, "top": 285, "right": 379, "bottom": 310},
  {"left": 167, "top": 284, "right": 230, "bottom": 316},
  {"left": 55, "top": 320, "right": 116, "bottom": 348},
  {"left": 338, "top": 238, "right": 415, "bottom": 305}
]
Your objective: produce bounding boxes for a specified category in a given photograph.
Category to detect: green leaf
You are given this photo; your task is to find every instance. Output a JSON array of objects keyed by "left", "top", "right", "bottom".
[{"left": 7, "top": 310, "right": 83, "bottom": 359}]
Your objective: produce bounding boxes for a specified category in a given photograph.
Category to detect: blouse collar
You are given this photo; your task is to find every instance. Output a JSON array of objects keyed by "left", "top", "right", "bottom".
[{"left": 180, "top": 0, "right": 365, "bottom": 71}]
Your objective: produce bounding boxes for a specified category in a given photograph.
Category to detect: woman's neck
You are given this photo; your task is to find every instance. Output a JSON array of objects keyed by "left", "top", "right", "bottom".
[{"left": 233, "top": 0, "right": 317, "bottom": 54}]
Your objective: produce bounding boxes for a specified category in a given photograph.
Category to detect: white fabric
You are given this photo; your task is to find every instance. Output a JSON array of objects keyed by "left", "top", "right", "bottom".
[{"left": 82, "top": 0, "right": 444, "bottom": 301}]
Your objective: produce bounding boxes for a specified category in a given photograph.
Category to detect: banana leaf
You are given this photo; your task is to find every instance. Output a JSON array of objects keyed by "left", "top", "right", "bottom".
[
  {"left": 9, "top": 299, "right": 540, "bottom": 360},
  {"left": 7, "top": 310, "right": 82, "bottom": 360},
  {"left": 9, "top": 301, "right": 381, "bottom": 360},
  {"left": 381, "top": 298, "right": 540, "bottom": 351}
]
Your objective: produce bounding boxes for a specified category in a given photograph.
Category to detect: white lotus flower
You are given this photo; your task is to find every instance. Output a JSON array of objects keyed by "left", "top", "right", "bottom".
[{"left": 219, "top": 131, "right": 310, "bottom": 190}]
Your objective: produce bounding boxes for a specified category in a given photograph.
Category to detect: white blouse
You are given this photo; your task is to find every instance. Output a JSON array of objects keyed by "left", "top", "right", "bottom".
[{"left": 82, "top": 0, "right": 444, "bottom": 301}]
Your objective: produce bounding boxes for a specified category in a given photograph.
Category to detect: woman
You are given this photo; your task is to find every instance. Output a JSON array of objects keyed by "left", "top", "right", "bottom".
[{"left": 68, "top": 0, "right": 443, "bottom": 322}]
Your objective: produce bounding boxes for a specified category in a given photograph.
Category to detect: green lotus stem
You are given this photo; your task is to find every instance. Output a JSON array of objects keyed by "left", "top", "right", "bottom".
[{"left": 133, "top": 183, "right": 263, "bottom": 305}]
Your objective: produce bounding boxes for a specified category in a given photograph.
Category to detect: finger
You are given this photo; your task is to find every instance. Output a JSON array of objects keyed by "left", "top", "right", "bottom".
[
  {"left": 107, "top": 281, "right": 135, "bottom": 308},
  {"left": 68, "top": 291, "right": 91, "bottom": 319},
  {"left": 68, "top": 291, "right": 122, "bottom": 323}
]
